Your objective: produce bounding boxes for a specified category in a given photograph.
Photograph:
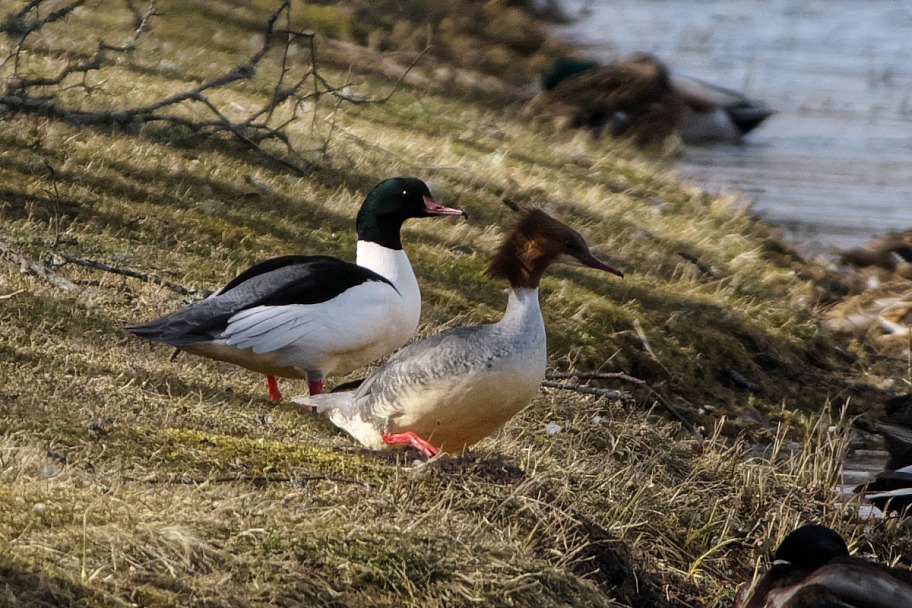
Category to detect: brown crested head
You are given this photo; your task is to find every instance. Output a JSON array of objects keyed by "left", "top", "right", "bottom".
[
  {"left": 486, "top": 203, "right": 623, "bottom": 289},
  {"left": 624, "top": 53, "right": 669, "bottom": 78}
]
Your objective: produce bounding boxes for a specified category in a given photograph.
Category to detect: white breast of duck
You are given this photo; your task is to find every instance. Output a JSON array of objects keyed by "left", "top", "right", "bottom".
[
  {"left": 294, "top": 203, "right": 623, "bottom": 454},
  {"left": 283, "top": 240, "right": 419, "bottom": 377}
]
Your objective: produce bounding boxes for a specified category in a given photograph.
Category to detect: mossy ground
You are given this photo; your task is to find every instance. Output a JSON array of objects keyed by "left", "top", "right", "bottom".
[{"left": 1, "top": 1, "right": 910, "bottom": 606}]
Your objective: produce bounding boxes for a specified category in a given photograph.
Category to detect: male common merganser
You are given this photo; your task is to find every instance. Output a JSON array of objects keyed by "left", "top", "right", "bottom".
[
  {"left": 128, "top": 177, "right": 465, "bottom": 402},
  {"left": 734, "top": 524, "right": 912, "bottom": 608},
  {"left": 292, "top": 202, "right": 623, "bottom": 456},
  {"left": 525, "top": 54, "right": 683, "bottom": 144}
]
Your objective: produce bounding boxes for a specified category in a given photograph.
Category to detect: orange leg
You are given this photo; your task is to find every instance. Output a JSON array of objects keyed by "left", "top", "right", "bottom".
[
  {"left": 382, "top": 431, "right": 439, "bottom": 458},
  {"left": 266, "top": 375, "right": 282, "bottom": 402}
]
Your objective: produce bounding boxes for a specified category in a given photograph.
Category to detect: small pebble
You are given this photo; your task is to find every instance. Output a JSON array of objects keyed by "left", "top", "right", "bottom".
[
  {"left": 544, "top": 422, "right": 563, "bottom": 436},
  {"left": 39, "top": 464, "right": 61, "bottom": 479}
]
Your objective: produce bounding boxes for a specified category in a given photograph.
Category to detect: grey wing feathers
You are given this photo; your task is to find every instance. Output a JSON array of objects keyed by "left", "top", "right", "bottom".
[
  {"left": 353, "top": 325, "right": 496, "bottom": 417},
  {"left": 126, "top": 297, "right": 240, "bottom": 346}
]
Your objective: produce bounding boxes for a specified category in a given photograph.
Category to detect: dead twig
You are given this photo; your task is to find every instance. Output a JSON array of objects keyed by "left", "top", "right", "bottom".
[
  {"left": 632, "top": 318, "right": 661, "bottom": 364},
  {"left": 190, "top": 95, "right": 312, "bottom": 176},
  {"left": 545, "top": 371, "right": 695, "bottom": 430},
  {"left": 548, "top": 371, "right": 638, "bottom": 381},
  {"left": 0, "top": 288, "right": 26, "bottom": 300},
  {"left": 0, "top": 1, "right": 428, "bottom": 173},
  {"left": 358, "top": 43, "right": 431, "bottom": 104},
  {"left": 0, "top": 0, "right": 85, "bottom": 43},
  {"left": 56, "top": 253, "right": 195, "bottom": 296},
  {"left": 0, "top": 236, "right": 76, "bottom": 291},
  {"left": 541, "top": 380, "right": 633, "bottom": 403}
]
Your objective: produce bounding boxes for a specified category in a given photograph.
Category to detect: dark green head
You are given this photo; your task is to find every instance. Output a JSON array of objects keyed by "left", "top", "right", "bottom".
[
  {"left": 774, "top": 525, "right": 849, "bottom": 572},
  {"left": 542, "top": 57, "right": 600, "bottom": 90},
  {"left": 355, "top": 177, "right": 465, "bottom": 249}
]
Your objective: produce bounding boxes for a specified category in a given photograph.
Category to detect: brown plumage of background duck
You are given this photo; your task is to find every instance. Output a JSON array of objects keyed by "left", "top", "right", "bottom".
[
  {"left": 523, "top": 54, "right": 773, "bottom": 145},
  {"left": 523, "top": 54, "right": 683, "bottom": 144}
]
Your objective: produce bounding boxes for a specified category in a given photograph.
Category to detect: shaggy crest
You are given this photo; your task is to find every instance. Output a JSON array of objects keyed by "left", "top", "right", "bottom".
[{"left": 486, "top": 202, "right": 593, "bottom": 289}]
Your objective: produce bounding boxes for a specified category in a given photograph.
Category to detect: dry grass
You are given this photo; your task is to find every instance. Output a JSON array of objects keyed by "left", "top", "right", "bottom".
[{"left": 1, "top": 1, "right": 909, "bottom": 606}]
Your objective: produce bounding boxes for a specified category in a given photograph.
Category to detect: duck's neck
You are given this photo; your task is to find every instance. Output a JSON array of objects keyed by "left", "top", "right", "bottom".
[
  {"left": 356, "top": 239, "right": 421, "bottom": 316},
  {"left": 498, "top": 287, "right": 544, "bottom": 334}
]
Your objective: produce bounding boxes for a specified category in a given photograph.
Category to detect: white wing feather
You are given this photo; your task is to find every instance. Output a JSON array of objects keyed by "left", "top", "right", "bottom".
[{"left": 222, "top": 282, "right": 401, "bottom": 360}]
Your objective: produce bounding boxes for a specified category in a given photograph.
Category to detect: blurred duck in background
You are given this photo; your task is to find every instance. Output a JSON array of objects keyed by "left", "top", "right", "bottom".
[
  {"left": 839, "top": 230, "right": 912, "bottom": 280},
  {"left": 524, "top": 54, "right": 773, "bottom": 145}
]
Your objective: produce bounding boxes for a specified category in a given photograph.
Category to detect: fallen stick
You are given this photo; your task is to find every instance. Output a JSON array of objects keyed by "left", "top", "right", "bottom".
[
  {"left": 541, "top": 380, "right": 633, "bottom": 403},
  {"left": 544, "top": 371, "right": 695, "bottom": 430},
  {"left": 58, "top": 253, "right": 194, "bottom": 296},
  {"left": 0, "top": 237, "right": 76, "bottom": 291}
]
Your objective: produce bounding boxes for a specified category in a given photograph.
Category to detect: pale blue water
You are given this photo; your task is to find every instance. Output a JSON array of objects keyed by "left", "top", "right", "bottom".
[{"left": 555, "top": 0, "right": 912, "bottom": 255}]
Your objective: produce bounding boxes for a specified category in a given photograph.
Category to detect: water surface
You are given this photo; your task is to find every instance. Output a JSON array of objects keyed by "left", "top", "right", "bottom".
[{"left": 555, "top": 0, "right": 912, "bottom": 255}]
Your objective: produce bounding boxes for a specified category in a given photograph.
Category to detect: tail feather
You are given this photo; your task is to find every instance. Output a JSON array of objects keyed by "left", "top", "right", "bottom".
[
  {"left": 127, "top": 302, "right": 234, "bottom": 346},
  {"left": 725, "top": 104, "right": 775, "bottom": 135},
  {"left": 291, "top": 392, "right": 352, "bottom": 415}
]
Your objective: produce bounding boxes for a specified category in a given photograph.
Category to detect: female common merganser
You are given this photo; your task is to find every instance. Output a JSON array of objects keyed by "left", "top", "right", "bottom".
[
  {"left": 734, "top": 524, "right": 912, "bottom": 608},
  {"left": 128, "top": 177, "right": 465, "bottom": 402},
  {"left": 292, "top": 202, "right": 623, "bottom": 456}
]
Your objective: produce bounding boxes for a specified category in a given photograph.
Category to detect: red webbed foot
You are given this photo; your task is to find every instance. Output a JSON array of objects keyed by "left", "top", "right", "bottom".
[
  {"left": 382, "top": 431, "right": 439, "bottom": 458},
  {"left": 266, "top": 375, "right": 283, "bottom": 402}
]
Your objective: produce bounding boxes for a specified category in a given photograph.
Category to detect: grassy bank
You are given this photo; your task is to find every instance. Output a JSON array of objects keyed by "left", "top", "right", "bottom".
[{"left": 1, "top": 1, "right": 909, "bottom": 606}]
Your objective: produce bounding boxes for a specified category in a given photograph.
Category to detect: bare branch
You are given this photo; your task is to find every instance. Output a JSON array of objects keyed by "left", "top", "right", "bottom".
[
  {"left": 545, "top": 371, "right": 696, "bottom": 430},
  {"left": 191, "top": 94, "right": 313, "bottom": 176},
  {"left": 6, "top": 41, "right": 106, "bottom": 94},
  {"left": 0, "top": 288, "right": 26, "bottom": 300},
  {"left": 547, "top": 371, "right": 640, "bottom": 381},
  {"left": 114, "top": 0, "right": 159, "bottom": 52},
  {"left": 0, "top": 0, "right": 85, "bottom": 41},
  {"left": 372, "top": 43, "right": 431, "bottom": 104},
  {"left": 0, "top": 0, "right": 425, "bottom": 172},
  {"left": 0, "top": 236, "right": 76, "bottom": 291},
  {"left": 55, "top": 253, "right": 195, "bottom": 296},
  {"left": 541, "top": 380, "right": 633, "bottom": 403}
]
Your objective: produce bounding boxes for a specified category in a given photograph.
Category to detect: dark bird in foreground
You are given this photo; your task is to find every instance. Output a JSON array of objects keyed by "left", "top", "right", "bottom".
[
  {"left": 525, "top": 54, "right": 774, "bottom": 145},
  {"left": 734, "top": 524, "right": 912, "bottom": 608},
  {"left": 128, "top": 177, "right": 465, "bottom": 402},
  {"left": 293, "top": 201, "right": 623, "bottom": 456}
]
